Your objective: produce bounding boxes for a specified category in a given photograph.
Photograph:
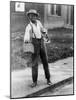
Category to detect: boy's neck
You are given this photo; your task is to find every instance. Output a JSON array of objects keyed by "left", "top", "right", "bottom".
[
  {"left": 31, "top": 20, "right": 37, "bottom": 23},
  {"left": 31, "top": 20, "right": 37, "bottom": 25}
]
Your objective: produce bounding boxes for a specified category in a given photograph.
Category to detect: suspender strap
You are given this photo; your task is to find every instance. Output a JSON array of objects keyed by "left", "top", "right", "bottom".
[{"left": 30, "top": 23, "right": 37, "bottom": 39}]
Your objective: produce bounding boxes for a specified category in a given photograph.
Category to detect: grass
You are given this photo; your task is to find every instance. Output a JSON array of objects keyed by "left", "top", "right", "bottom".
[
  {"left": 46, "top": 28, "right": 74, "bottom": 62},
  {"left": 11, "top": 27, "right": 74, "bottom": 70}
]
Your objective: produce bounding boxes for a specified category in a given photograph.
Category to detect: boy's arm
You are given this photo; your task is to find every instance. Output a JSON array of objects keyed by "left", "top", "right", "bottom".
[
  {"left": 38, "top": 20, "right": 50, "bottom": 43},
  {"left": 24, "top": 24, "right": 31, "bottom": 43},
  {"left": 38, "top": 20, "right": 47, "bottom": 34}
]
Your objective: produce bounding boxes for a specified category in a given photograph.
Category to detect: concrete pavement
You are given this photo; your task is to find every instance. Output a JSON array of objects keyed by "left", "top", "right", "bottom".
[
  {"left": 11, "top": 57, "right": 73, "bottom": 98},
  {"left": 40, "top": 79, "right": 73, "bottom": 96}
]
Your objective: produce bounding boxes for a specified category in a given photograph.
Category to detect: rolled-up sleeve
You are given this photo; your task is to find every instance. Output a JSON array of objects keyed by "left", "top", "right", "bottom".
[
  {"left": 24, "top": 24, "right": 31, "bottom": 42},
  {"left": 38, "top": 20, "right": 47, "bottom": 34}
]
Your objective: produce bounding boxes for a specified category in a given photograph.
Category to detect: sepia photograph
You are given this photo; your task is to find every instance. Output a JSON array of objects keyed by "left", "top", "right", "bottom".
[{"left": 10, "top": 1, "right": 74, "bottom": 99}]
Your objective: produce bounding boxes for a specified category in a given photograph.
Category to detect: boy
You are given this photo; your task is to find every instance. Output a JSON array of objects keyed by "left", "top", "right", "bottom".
[{"left": 24, "top": 9, "right": 52, "bottom": 87}]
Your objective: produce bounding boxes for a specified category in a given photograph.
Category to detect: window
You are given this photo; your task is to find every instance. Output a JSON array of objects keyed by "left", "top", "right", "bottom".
[
  {"left": 56, "top": 5, "right": 61, "bottom": 16},
  {"left": 48, "top": 4, "right": 61, "bottom": 16},
  {"left": 51, "top": 4, "right": 55, "bottom": 15}
]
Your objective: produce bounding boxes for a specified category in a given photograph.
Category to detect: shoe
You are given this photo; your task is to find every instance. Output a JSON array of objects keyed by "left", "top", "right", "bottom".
[
  {"left": 47, "top": 80, "right": 52, "bottom": 85},
  {"left": 31, "top": 82, "right": 37, "bottom": 87}
]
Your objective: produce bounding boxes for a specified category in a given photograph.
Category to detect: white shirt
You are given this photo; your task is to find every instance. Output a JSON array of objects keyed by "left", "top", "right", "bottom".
[{"left": 24, "top": 20, "right": 47, "bottom": 42}]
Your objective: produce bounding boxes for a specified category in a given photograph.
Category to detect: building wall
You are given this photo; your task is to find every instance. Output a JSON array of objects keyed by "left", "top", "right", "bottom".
[
  {"left": 10, "top": 1, "right": 74, "bottom": 33},
  {"left": 44, "top": 4, "right": 74, "bottom": 29}
]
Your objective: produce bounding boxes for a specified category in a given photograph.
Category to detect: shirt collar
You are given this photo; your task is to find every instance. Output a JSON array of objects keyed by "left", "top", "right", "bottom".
[{"left": 30, "top": 20, "right": 38, "bottom": 25}]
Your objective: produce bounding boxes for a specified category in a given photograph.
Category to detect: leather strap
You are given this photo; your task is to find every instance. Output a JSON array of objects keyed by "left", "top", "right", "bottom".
[{"left": 30, "top": 23, "right": 37, "bottom": 38}]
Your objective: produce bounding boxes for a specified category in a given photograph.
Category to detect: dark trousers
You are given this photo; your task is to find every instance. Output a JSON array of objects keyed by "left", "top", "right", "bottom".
[{"left": 32, "top": 38, "right": 50, "bottom": 83}]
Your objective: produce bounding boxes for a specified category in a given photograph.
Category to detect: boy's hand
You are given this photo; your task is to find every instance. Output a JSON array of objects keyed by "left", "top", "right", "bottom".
[
  {"left": 44, "top": 38, "right": 51, "bottom": 44},
  {"left": 41, "top": 28, "right": 47, "bottom": 34},
  {"left": 24, "top": 41, "right": 30, "bottom": 43},
  {"left": 43, "top": 34, "right": 51, "bottom": 43}
]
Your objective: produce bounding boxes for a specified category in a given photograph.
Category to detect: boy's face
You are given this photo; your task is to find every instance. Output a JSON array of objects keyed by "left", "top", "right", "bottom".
[{"left": 28, "top": 13, "right": 37, "bottom": 22}]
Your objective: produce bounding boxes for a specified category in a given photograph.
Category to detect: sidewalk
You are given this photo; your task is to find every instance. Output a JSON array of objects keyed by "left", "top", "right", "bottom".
[{"left": 11, "top": 57, "right": 73, "bottom": 98}]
